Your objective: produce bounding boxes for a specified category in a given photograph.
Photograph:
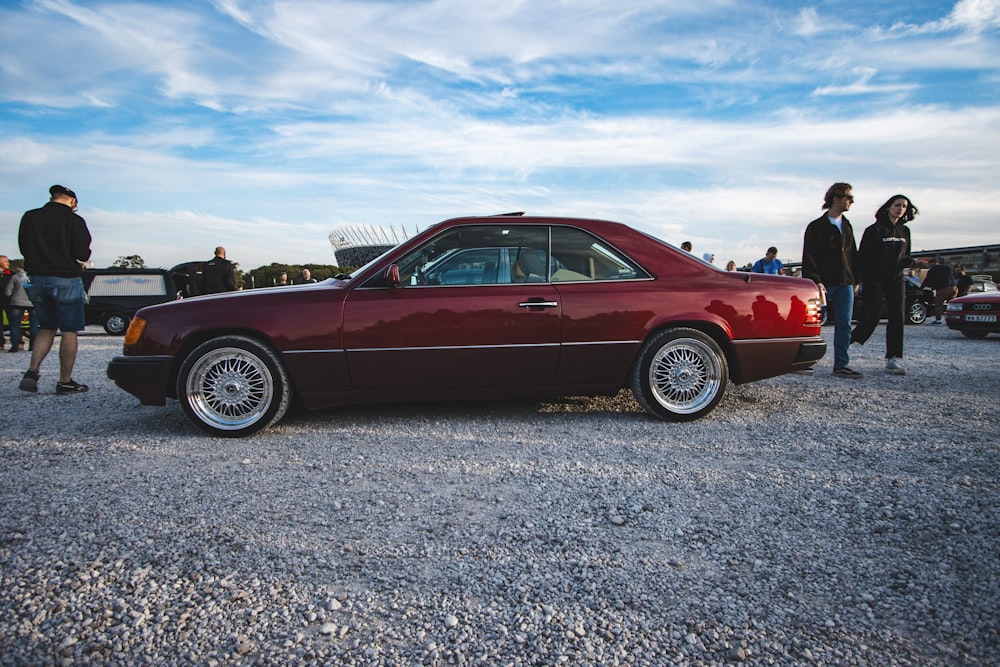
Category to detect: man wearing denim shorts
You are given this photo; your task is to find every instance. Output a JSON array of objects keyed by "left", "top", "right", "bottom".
[{"left": 17, "top": 185, "right": 93, "bottom": 394}]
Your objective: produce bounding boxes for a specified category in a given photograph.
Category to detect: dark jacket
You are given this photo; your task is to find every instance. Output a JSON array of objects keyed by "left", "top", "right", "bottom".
[
  {"left": 18, "top": 202, "right": 92, "bottom": 278},
  {"left": 802, "top": 214, "right": 859, "bottom": 287},
  {"left": 857, "top": 217, "right": 911, "bottom": 283},
  {"left": 204, "top": 256, "right": 237, "bottom": 294},
  {"left": 921, "top": 264, "right": 956, "bottom": 290},
  {"left": 0, "top": 269, "right": 11, "bottom": 307}
]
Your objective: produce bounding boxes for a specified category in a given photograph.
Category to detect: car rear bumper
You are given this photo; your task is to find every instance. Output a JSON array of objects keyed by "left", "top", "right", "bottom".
[
  {"left": 731, "top": 336, "right": 826, "bottom": 383},
  {"left": 106, "top": 355, "right": 173, "bottom": 405}
]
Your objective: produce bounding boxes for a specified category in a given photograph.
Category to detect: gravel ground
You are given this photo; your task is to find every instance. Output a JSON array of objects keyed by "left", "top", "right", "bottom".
[{"left": 1, "top": 324, "right": 998, "bottom": 666}]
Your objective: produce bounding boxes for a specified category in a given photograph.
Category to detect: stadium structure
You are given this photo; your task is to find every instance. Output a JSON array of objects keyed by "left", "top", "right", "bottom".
[{"left": 328, "top": 224, "right": 417, "bottom": 269}]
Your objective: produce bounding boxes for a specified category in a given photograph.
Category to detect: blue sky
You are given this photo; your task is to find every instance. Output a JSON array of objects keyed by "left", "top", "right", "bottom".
[{"left": 2, "top": 0, "right": 998, "bottom": 270}]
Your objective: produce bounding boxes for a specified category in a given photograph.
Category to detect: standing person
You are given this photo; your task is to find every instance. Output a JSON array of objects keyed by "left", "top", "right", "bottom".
[
  {"left": 802, "top": 182, "right": 861, "bottom": 378},
  {"left": 851, "top": 194, "right": 918, "bottom": 376},
  {"left": 301, "top": 268, "right": 317, "bottom": 283},
  {"left": 751, "top": 247, "right": 784, "bottom": 275},
  {"left": 0, "top": 254, "right": 12, "bottom": 350},
  {"left": 921, "top": 258, "right": 957, "bottom": 324},
  {"left": 17, "top": 185, "right": 92, "bottom": 394},
  {"left": 277, "top": 272, "right": 289, "bottom": 286},
  {"left": 204, "top": 246, "right": 237, "bottom": 294},
  {"left": 4, "top": 262, "right": 37, "bottom": 352}
]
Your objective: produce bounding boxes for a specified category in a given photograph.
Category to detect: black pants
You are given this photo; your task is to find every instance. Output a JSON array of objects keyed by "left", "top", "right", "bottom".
[{"left": 852, "top": 278, "right": 905, "bottom": 359}]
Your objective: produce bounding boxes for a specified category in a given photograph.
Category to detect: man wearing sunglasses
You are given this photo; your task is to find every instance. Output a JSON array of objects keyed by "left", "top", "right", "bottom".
[{"left": 802, "top": 182, "right": 862, "bottom": 379}]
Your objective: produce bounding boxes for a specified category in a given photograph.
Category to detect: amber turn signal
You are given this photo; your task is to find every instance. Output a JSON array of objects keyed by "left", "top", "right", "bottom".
[{"left": 123, "top": 317, "right": 147, "bottom": 346}]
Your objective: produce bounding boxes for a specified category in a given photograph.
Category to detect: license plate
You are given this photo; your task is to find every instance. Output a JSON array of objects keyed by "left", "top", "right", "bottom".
[{"left": 965, "top": 314, "right": 997, "bottom": 323}]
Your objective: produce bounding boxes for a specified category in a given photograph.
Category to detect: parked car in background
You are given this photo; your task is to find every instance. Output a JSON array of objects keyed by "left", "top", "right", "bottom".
[
  {"left": 824, "top": 278, "right": 930, "bottom": 326},
  {"left": 945, "top": 290, "right": 1000, "bottom": 338},
  {"left": 968, "top": 275, "right": 998, "bottom": 293},
  {"left": 83, "top": 268, "right": 181, "bottom": 335},
  {"left": 108, "top": 215, "right": 826, "bottom": 436}
]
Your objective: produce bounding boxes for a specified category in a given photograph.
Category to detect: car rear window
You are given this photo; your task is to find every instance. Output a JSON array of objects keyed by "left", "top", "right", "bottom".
[{"left": 88, "top": 274, "right": 168, "bottom": 297}]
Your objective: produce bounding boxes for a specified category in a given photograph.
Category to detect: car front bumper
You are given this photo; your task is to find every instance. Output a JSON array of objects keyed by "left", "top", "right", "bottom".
[{"left": 106, "top": 355, "right": 174, "bottom": 406}]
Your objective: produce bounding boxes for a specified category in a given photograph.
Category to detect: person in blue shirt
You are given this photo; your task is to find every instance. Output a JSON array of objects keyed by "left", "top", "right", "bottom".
[{"left": 751, "top": 247, "right": 783, "bottom": 275}]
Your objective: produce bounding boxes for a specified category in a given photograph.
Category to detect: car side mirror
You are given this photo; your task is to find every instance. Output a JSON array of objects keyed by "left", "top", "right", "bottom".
[{"left": 385, "top": 264, "right": 400, "bottom": 287}]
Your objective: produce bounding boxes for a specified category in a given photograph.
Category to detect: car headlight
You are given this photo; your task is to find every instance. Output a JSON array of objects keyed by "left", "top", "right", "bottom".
[{"left": 946, "top": 302, "right": 963, "bottom": 312}]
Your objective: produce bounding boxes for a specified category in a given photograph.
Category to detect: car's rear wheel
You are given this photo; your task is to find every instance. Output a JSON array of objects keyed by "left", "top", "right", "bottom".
[
  {"left": 960, "top": 329, "right": 989, "bottom": 338},
  {"left": 631, "top": 328, "right": 728, "bottom": 421},
  {"left": 907, "top": 301, "right": 927, "bottom": 325},
  {"left": 177, "top": 335, "right": 290, "bottom": 437},
  {"left": 103, "top": 312, "right": 130, "bottom": 336}
]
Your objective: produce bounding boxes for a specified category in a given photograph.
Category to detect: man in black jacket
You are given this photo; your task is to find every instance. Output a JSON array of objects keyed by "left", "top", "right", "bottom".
[
  {"left": 802, "top": 182, "right": 861, "bottom": 378},
  {"left": 921, "top": 257, "right": 957, "bottom": 324},
  {"left": 17, "top": 185, "right": 92, "bottom": 394},
  {"left": 204, "top": 246, "right": 237, "bottom": 294}
]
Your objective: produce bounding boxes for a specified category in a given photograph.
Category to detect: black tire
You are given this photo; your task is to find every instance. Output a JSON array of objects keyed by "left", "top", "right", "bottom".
[
  {"left": 960, "top": 329, "right": 989, "bottom": 339},
  {"left": 103, "top": 312, "right": 131, "bottom": 336},
  {"left": 907, "top": 301, "right": 927, "bottom": 325},
  {"left": 631, "top": 328, "right": 728, "bottom": 422},
  {"left": 177, "top": 335, "right": 290, "bottom": 437}
]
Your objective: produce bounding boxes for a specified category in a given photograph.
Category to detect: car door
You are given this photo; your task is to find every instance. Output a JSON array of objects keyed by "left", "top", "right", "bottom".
[{"left": 341, "top": 225, "right": 562, "bottom": 391}]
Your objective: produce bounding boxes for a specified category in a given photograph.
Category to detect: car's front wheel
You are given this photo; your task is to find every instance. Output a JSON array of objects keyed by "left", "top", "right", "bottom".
[
  {"left": 631, "top": 328, "right": 728, "bottom": 421},
  {"left": 907, "top": 301, "right": 927, "bottom": 325},
  {"left": 177, "top": 335, "right": 290, "bottom": 437},
  {"left": 103, "top": 312, "right": 131, "bottom": 335}
]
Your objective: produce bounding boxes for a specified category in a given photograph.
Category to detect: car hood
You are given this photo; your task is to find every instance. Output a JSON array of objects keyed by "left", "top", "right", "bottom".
[{"left": 951, "top": 291, "right": 1000, "bottom": 303}]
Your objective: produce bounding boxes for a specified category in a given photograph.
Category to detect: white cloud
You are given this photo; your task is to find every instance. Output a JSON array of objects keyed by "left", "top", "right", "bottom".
[
  {"left": 1, "top": 0, "right": 998, "bottom": 270},
  {"left": 794, "top": 7, "right": 823, "bottom": 37}
]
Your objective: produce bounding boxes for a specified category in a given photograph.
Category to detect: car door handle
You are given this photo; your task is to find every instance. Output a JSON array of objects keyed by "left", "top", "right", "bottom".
[{"left": 518, "top": 300, "right": 559, "bottom": 308}]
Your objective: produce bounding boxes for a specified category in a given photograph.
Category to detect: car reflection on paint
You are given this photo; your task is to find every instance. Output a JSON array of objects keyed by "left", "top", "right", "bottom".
[{"left": 107, "top": 215, "right": 827, "bottom": 437}]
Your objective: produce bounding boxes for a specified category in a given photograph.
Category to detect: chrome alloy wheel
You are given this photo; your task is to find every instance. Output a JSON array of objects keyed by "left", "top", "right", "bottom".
[
  {"left": 185, "top": 347, "right": 274, "bottom": 431},
  {"left": 647, "top": 337, "right": 724, "bottom": 415}
]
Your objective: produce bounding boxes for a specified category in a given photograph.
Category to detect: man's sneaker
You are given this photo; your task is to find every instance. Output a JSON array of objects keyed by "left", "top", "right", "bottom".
[
  {"left": 885, "top": 358, "right": 907, "bottom": 375},
  {"left": 56, "top": 380, "right": 89, "bottom": 395},
  {"left": 833, "top": 366, "right": 863, "bottom": 379},
  {"left": 930, "top": 319, "right": 942, "bottom": 324},
  {"left": 19, "top": 369, "right": 40, "bottom": 393}
]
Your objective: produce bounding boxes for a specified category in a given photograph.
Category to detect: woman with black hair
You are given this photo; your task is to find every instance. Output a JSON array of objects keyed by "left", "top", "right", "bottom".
[{"left": 851, "top": 194, "right": 918, "bottom": 375}]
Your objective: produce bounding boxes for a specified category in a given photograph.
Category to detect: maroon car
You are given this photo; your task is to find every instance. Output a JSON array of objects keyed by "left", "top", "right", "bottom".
[
  {"left": 107, "top": 216, "right": 826, "bottom": 436},
  {"left": 945, "top": 290, "right": 1000, "bottom": 338}
]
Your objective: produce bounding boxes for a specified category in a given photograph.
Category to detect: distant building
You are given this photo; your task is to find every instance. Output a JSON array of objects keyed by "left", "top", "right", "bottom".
[
  {"left": 909, "top": 244, "right": 1000, "bottom": 275},
  {"left": 328, "top": 224, "right": 416, "bottom": 269}
]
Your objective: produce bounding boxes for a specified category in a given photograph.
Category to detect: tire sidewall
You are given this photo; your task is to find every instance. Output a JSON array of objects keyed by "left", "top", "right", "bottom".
[
  {"left": 177, "top": 335, "right": 290, "bottom": 437},
  {"left": 631, "top": 327, "right": 728, "bottom": 422},
  {"left": 907, "top": 301, "right": 927, "bottom": 325},
  {"left": 104, "top": 313, "right": 130, "bottom": 335}
]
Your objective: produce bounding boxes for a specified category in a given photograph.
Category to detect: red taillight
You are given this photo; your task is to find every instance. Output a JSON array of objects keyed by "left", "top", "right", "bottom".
[{"left": 805, "top": 297, "right": 823, "bottom": 326}]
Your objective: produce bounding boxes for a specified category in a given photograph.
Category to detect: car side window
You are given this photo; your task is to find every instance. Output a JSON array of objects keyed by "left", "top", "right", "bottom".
[
  {"left": 379, "top": 225, "right": 550, "bottom": 287},
  {"left": 550, "top": 226, "right": 649, "bottom": 281}
]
